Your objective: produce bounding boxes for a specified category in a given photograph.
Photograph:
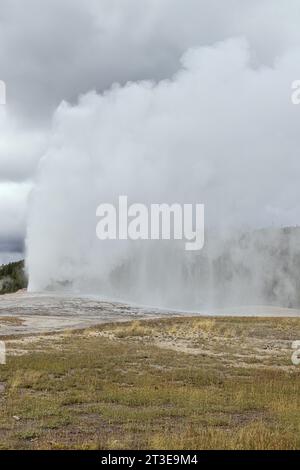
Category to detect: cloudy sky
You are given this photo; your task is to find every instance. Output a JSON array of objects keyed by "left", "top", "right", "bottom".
[{"left": 1, "top": 0, "right": 300, "bottom": 266}]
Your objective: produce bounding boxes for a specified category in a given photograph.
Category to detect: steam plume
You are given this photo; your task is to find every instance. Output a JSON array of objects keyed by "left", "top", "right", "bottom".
[{"left": 26, "top": 38, "right": 300, "bottom": 309}]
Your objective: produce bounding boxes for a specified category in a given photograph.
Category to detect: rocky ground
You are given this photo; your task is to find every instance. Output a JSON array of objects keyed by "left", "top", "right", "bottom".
[{"left": 1, "top": 291, "right": 300, "bottom": 337}]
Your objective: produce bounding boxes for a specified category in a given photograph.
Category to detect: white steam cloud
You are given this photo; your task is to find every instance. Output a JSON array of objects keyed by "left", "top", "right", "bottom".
[{"left": 26, "top": 38, "right": 300, "bottom": 309}]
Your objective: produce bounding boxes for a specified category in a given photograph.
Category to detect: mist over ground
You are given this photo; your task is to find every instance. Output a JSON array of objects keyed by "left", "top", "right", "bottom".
[{"left": 26, "top": 37, "right": 300, "bottom": 309}]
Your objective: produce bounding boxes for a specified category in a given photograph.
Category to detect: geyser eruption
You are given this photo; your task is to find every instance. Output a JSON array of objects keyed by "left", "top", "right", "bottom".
[{"left": 26, "top": 38, "right": 300, "bottom": 309}]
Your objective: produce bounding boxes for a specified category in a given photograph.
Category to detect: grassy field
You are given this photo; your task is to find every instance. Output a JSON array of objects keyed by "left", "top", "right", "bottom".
[{"left": 0, "top": 316, "right": 300, "bottom": 450}]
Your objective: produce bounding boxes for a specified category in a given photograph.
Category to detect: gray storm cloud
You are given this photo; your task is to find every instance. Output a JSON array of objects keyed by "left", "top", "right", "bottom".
[
  {"left": 26, "top": 38, "right": 300, "bottom": 308},
  {"left": 1, "top": 0, "right": 300, "bottom": 121},
  {"left": 0, "top": 107, "right": 46, "bottom": 260}
]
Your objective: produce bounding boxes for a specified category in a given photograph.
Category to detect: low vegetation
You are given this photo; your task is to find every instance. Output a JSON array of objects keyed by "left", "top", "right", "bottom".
[{"left": 0, "top": 316, "right": 300, "bottom": 449}]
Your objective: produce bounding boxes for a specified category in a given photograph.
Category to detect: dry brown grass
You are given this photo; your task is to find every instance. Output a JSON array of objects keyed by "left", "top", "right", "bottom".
[
  {"left": 0, "top": 315, "right": 300, "bottom": 449},
  {"left": 0, "top": 317, "right": 24, "bottom": 326}
]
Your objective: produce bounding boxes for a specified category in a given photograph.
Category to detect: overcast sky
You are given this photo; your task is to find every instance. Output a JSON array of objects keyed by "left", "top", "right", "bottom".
[{"left": 1, "top": 0, "right": 300, "bottom": 264}]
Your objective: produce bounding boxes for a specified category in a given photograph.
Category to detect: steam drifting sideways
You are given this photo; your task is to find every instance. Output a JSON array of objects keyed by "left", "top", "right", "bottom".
[{"left": 26, "top": 38, "right": 300, "bottom": 310}]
